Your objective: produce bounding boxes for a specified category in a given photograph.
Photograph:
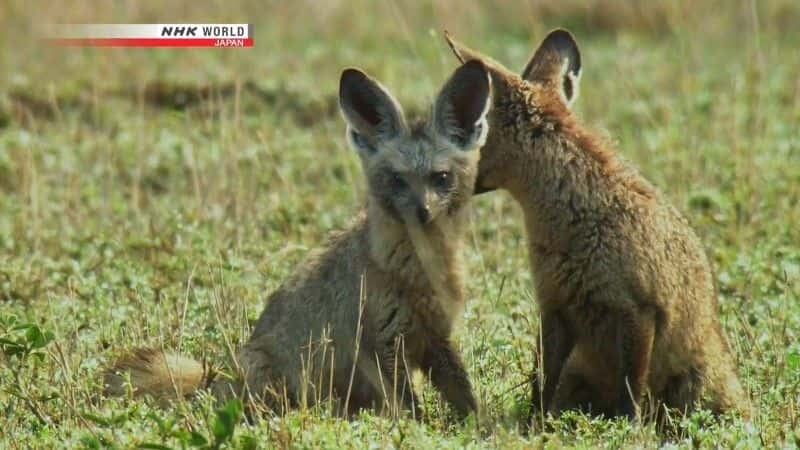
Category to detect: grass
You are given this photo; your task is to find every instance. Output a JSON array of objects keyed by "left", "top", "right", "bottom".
[{"left": 1, "top": 0, "right": 799, "bottom": 448}]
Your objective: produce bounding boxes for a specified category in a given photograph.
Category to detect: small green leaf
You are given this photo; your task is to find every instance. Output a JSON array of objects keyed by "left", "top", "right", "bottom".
[
  {"left": 0, "top": 337, "right": 25, "bottom": 357},
  {"left": 25, "top": 325, "right": 54, "bottom": 349},
  {"left": 82, "top": 412, "right": 112, "bottom": 427},
  {"left": 111, "top": 411, "right": 131, "bottom": 425},
  {"left": 188, "top": 431, "right": 208, "bottom": 447},
  {"left": 787, "top": 350, "right": 800, "bottom": 371},
  {"left": 147, "top": 412, "right": 166, "bottom": 430},
  {"left": 138, "top": 444, "right": 175, "bottom": 450},
  {"left": 211, "top": 399, "right": 243, "bottom": 445},
  {"left": 238, "top": 435, "right": 258, "bottom": 450},
  {"left": 80, "top": 435, "right": 102, "bottom": 449}
]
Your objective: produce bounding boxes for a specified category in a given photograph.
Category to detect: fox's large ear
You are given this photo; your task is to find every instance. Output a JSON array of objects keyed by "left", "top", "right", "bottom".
[
  {"left": 339, "top": 68, "right": 406, "bottom": 155},
  {"left": 432, "top": 59, "right": 492, "bottom": 151},
  {"left": 521, "top": 29, "right": 581, "bottom": 107}
]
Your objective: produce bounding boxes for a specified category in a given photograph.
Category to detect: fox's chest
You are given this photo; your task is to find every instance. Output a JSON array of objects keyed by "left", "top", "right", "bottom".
[
  {"left": 388, "top": 292, "right": 463, "bottom": 359},
  {"left": 364, "top": 281, "right": 461, "bottom": 343},
  {"left": 527, "top": 245, "right": 580, "bottom": 311},
  {"left": 412, "top": 291, "right": 462, "bottom": 335}
]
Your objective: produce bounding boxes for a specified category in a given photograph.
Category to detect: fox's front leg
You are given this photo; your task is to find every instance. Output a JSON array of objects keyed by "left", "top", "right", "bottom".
[
  {"left": 376, "top": 335, "right": 421, "bottom": 419},
  {"left": 531, "top": 311, "right": 574, "bottom": 416},
  {"left": 615, "top": 307, "right": 656, "bottom": 420},
  {"left": 421, "top": 335, "right": 478, "bottom": 419}
]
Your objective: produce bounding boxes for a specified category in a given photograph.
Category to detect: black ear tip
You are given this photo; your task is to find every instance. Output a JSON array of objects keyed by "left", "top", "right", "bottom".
[
  {"left": 463, "top": 59, "right": 487, "bottom": 71},
  {"left": 459, "top": 59, "right": 490, "bottom": 84},
  {"left": 545, "top": 29, "right": 579, "bottom": 53},
  {"left": 340, "top": 68, "right": 369, "bottom": 89},
  {"left": 546, "top": 29, "right": 578, "bottom": 46},
  {"left": 544, "top": 28, "right": 581, "bottom": 70}
]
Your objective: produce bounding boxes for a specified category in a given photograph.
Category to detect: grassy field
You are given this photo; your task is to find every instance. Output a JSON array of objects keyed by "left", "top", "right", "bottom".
[{"left": 1, "top": 0, "right": 799, "bottom": 448}]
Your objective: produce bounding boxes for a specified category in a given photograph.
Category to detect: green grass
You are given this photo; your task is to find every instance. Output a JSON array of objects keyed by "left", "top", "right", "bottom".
[{"left": 1, "top": 0, "right": 799, "bottom": 448}]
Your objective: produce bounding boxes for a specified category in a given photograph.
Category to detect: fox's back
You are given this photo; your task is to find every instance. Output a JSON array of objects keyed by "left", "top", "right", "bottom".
[
  {"left": 552, "top": 159, "right": 719, "bottom": 321},
  {"left": 248, "top": 216, "right": 373, "bottom": 378}
]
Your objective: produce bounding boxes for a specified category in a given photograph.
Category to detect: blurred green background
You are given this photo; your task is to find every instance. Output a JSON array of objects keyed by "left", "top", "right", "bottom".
[{"left": 1, "top": 1, "right": 799, "bottom": 447}]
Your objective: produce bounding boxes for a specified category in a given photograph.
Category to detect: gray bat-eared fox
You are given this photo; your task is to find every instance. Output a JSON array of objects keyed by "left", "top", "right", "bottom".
[{"left": 105, "top": 60, "right": 493, "bottom": 420}]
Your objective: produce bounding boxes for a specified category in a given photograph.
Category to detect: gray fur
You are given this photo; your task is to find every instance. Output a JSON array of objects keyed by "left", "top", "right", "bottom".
[{"left": 104, "top": 62, "right": 493, "bottom": 420}]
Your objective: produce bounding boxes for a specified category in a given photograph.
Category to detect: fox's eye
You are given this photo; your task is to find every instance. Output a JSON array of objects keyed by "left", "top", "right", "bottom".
[
  {"left": 389, "top": 172, "right": 407, "bottom": 190},
  {"left": 430, "top": 171, "right": 453, "bottom": 190}
]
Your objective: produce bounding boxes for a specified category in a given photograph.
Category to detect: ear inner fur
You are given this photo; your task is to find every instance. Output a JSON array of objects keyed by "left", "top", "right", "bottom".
[
  {"left": 433, "top": 59, "right": 492, "bottom": 150},
  {"left": 339, "top": 67, "right": 407, "bottom": 143}
]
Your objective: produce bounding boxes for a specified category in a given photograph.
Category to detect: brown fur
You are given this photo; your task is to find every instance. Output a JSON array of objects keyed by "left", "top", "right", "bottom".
[
  {"left": 104, "top": 62, "right": 493, "bottom": 420},
  {"left": 446, "top": 30, "right": 749, "bottom": 420}
]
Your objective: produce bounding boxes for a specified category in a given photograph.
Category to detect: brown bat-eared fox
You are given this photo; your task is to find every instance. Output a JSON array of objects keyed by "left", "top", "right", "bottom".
[{"left": 445, "top": 29, "right": 749, "bottom": 422}]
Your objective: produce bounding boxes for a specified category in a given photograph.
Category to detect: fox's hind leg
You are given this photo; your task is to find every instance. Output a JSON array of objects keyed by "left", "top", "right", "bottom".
[
  {"left": 654, "top": 367, "right": 705, "bottom": 431},
  {"left": 703, "top": 336, "right": 751, "bottom": 418},
  {"left": 232, "top": 337, "right": 295, "bottom": 414},
  {"left": 549, "top": 347, "right": 608, "bottom": 416},
  {"left": 660, "top": 368, "right": 703, "bottom": 414},
  {"left": 575, "top": 300, "right": 656, "bottom": 420},
  {"left": 660, "top": 356, "right": 749, "bottom": 419},
  {"left": 548, "top": 304, "right": 656, "bottom": 420}
]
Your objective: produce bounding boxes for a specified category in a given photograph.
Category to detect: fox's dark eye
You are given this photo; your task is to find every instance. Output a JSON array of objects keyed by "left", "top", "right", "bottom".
[
  {"left": 430, "top": 171, "right": 453, "bottom": 190},
  {"left": 389, "top": 172, "right": 407, "bottom": 190}
]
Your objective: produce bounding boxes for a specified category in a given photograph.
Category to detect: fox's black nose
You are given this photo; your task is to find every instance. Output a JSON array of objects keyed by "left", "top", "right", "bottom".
[{"left": 416, "top": 205, "right": 432, "bottom": 224}]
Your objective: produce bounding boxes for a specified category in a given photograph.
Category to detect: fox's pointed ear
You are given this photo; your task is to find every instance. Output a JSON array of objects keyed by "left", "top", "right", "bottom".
[
  {"left": 433, "top": 59, "right": 491, "bottom": 151},
  {"left": 339, "top": 68, "right": 406, "bottom": 155},
  {"left": 521, "top": 29, "right": 581, "bottom": 106},
  {"left": 444, "top": 30, "right": 516, "bottom": 101},
  {"left": 444, "top": 30, "right": 486, "bottom": 66}
]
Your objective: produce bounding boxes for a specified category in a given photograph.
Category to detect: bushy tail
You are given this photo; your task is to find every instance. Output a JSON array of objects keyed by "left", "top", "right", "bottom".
[{"left": 104, "top": 348, "right": 209, "bottom": 401}]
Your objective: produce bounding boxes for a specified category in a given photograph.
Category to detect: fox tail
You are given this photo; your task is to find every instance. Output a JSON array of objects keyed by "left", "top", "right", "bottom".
[{"left": 104, "top": 348, "right": 209, "bottom": 401}]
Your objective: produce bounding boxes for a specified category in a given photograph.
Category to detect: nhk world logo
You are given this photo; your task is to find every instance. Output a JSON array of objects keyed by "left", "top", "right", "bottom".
[{"left": 45, "top": 24, "right": 253, "bottom": 48}]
